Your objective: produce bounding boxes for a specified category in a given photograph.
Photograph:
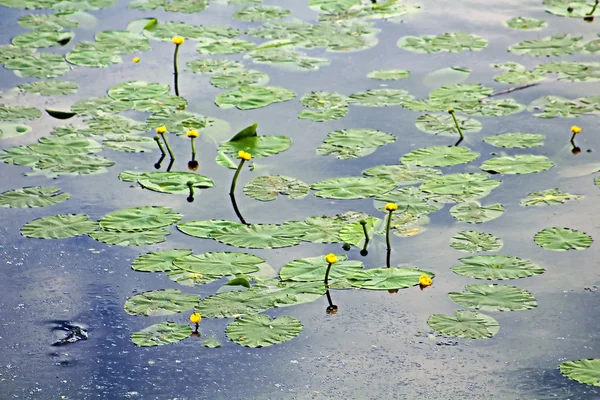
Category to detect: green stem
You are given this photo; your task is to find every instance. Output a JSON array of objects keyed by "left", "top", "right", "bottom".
[
  {"left": 173, "top": 44, "right": 180, "bottom": 97},
  {"left": 154, "top": 135, "right": 166, "bottom": 155},
  {"left": 230, "top": 159, "right": 245, "bottom": 196},
  {"left": 160, "top": 133, "right": 175, "bottom": 160},
  {"left": 187, "top": 181, "right": 194, "bottom": 197},
  {"left": 324, "top": 262, "right": 333, "bottom": 288},
  {"left": 449, "top": 110, "right": 464, "bottom": 141},
  {"left": 385, "top": 210, "right": 393, "bottom": 268},
  {"left": 230, "top": 193, "right": 248, "bottom": 225},
  {"left": 360, "top": 220, "right": 369, "bottom": 243},
  {"left": 570, "top": 133, "right": 577, "bottom": 145},
  {"left": 587, "top": 0, "right": 598, "bottom": 15},
  {"left": 191, "top": 137, "right": 196, "bottom": 158}
]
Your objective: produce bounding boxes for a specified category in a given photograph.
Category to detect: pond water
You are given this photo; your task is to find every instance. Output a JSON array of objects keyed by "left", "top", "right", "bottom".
[{"left": 1, "top": 0, "right": 599, "bottom": 398}]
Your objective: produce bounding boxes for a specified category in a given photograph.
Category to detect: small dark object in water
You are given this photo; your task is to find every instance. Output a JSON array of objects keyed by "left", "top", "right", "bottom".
[
  {"left": 360, "top": 249, "right": 368, "bottom": 256},
  {"left": 53, "top": 323, "right": 88, "bottom": 346},
  {"left": 342, "top": 243, "right": 351, "bottom": 251},
  {"left": 326, "top": 304, "right": 338, "bottom": 314}
]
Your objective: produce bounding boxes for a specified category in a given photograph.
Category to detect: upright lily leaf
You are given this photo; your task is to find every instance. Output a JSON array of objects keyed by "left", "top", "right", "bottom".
[
  {"left": 99, "top": 206, "right": 182, "bottom": 231},
  {"left": 244, "top": 175, "right": 310, "bottom": 201},
  {"left": 0, "top": 186, "right": 70, "bottom": 208},
  {"left": 451, "top": 255, "right": 545, "bottom": 280},
  {"left": 131, "top": 322, "right": 191, "bottom": 347},
  {"left": 560, "top": 359, "right": 600, "bottom": 387},
  {"left": 428, "top": 311, "right": 499, "bottom": 339},
  {"left": 520, "top": 189, "right": 582, "bottom": 206},
  {"left": 348, "top": 267, "right": 434, "bottom": 290},
  {"left": 401, "top": 146, "right": 479, "bottom": 167},
  {"left": 21, "top": 214, "right": 98, "bottom": 239},
  {"left": 226, "top": 314, "right": 302, "bottom": 348},
  {"left": 124, "top": 289, "right": 200, "bottom": 316},
  {"left": 311, "top": 176, "right": 396, "bottom": 199},
  {"left": 449, "top": 284, "right": 537, "bottom": 311},
  {"left": 450, "top": 231, "right": 503, "bottom": 253},
  {"left": 481, "top": 155, "right": 554, "bottom": 175},
  {"left": 450, "top": 201, "right": 505, "bottom": 224},
  {"left": 131, "top": 249, "right": 192, "bottom": 272},
  {"left": 534, "top": 227, "right": 592, "bottom": 251},
  {"left": 483, "top": 133, "right": 545, "bottom": 148}
]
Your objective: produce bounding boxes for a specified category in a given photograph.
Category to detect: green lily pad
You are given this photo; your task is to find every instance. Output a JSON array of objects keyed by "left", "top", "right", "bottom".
[
  {"left": 226, "top": 314, "right": 302, "bottom": 348},
  {"left": 520, "top": 189, "right": 582, "bottom": 206},
  {"left": 18, "top": 12, "right": 79, "bottom": 31},
  {"left": 298, "top": 108, "right": 348, "bottom": 122},
  {"left": 401, "top": 146, "right": 479, "bottom": 167},
  {"left": 560, "top": 359, "right": 600, "bottom": 387},
  {"left": 144, "top": 21, "right": 239, "bottom": 41},
  {"left": 94, "top": 30, "right": 151, "bottom": 54},
  {"left": 131, "top": 249, "right": 192, "bottom": 272},
  {"left": 508, "top": 34, "right": 582, "bottom": 57},
  {"left": 428, "top": 311, "right": 499, "bottom": 339},
  {"left": 131, "top": 0, "right": 208, "bottom": 13},
  {"left": 535, "top": 61, "right": 600, "bottom": 82},
  {"left": 415, "top": 114, "right": 482, "bottom": 137},
  {"left": 121, "top": 171, "right": 214, "bottom": 194},
  {"left": 243, "top": 175, "right": 310, "bottom": 201},
  {"left": 297, "top": 211, "right": 369, "bottom": 243},
  {"left": 449, "top": 284, "right": 537, "bottom": 312},
  {"left": 211, "top": 223, "right": 303, "bottom": 249},
  {"left": 132, "top": 94, "right": 188, "bottom": 113},
  {"left": 483, "top": 133, "right": 545, "bottom": 148},
  {"left": 247, "top": 44, "right": 330, "bottom": 71},
  {"left": 89, "top": 228, "right": 170, "bottom": 246},
  {"left": 0, "top": 105, "right": 41, "bottom": 121},
  {"left": 481, "top": 155, "right": 554, "bottom": 175},
  {"left": 103, "top": 135, "right": 155, "bottom": 153},
  {"left": 367, "top": 69, "right": 410, "bottom": 80},
  {"left": 505, "top": 16, "right": 547, "bottom": 30},
  {"left": 317, "top": 129, "right": 395, "bottom": 159},
  {"left": 186, "top": 58, "right": 244, "bottom": 74},
  {"left": 494, "top": 69, "right": 545, "bottom": 84},
  {"left": 348, "top": 266, "right": 434, "bottom": 290},
  {"left": 374, "top": 186, "right": 443, "bottom": 215},
  {"left": 348, "top": 89, "right": 413, "bottom": 106},
  {"left": 12, "top": 31, "right": 74, "bottom": 48},
  {"left": 196, "top": 38, "right": 256, "bottom": 55},
  {"left": 363, "top": 164, "right": 441, "bottom": 185},
  {"left": 131, "top": 322, "right": 191, "bottom": 347},
  {"left": 300, "top": 91, "right": 348, "bottom": 109},
  {"left": 450, "top": 202, "right": 504, "bottom": 224},
  {"left": 18, "top": 80, "right": 78, "bottom": 96},
  {"left": 545, "top": 0, "right": 600, "bottom": 17},
  {"left": 232, "top": 6, "right": 291, "bottom": 21},
  {"left": 420, "top": 173, "right": 501, "bottom": 203},
  {"left": 124, "top": 289, "right": 200, "bottom": 316},
  {"left": 280, "top": 255, "right": 362, "bottom": 288},
  {"left": 311, "top": 176, "right": 395, "bottom": 199},
  {"left": 534, "top": 227, "right": 593, "bottom": 251},
  {"left": 108, "top": 81, "right": 170, "bottom": 101},
  {"left": 5, "top": 52, "right": 69, "bottom": 78},
  {"left": 21, "top": 213, "right": 98, "bottom": 239},
  {"left": 84, "top": 115, "right": 147, "bottom": 136},
  {"left": 215, "top": 85, "right": 295, "bottom": 110},
  {"left": 527, "top": 95, "right": 595, "bottom": 118},
  {"left": 202, "top": 337, "right": 221, "bottom": 348},
  {"left": 71, "top": 96, "right": 132, "bottom": 116},
  {"left": 0, "top": 186, "right": 70, "bottom": 208},
  {"left": 99, "top": 206, "right": 182, "bottom": 231},
  {"left": 177, "top": 220, "right": 244, "bottom": 239},
  {"left": 429, "top": 84, "right": 492, "bottom": 103},
  {"left": 451, "top": 255, "right": 545, "bottom": 280},
  {"left": 398, "top": 33, "right": 487, "bottom": 53},
  {"left": 146, "top": 109, "right": 224, "bottom": 136},
  {"left": 0, "top": 123, "right": 32, "bottom": 139},
  {"left": 455, "top": 98, "right": 526, "bottom": 117},
  {"left": 210, "top": 69, "right": 269, "bottom": 89},
  {"left": 173, "top": 252, "right": 264, "bottom": 281},
  {"left": 339, "top": 216, "right": 380, "bottom": 247},
  {"left": 450, "top": 231, "right": 503, "bottom": 253}
]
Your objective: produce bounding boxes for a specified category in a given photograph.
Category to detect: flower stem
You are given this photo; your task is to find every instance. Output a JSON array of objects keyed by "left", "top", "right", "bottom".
[
  {"left": 570, "top": 132, "right": 577, "bottom": 145},
  {"left": 190, "top": 137, "right": 196, "bottom": 158},
  {"left": 187, "top": 181, "right": 194, "bottom": 198},
  {"left": 587, "top": 0, "right": 598, "bottom": 15},
  {"left": 229, "top": 193, "right": 248, "bottom": 225},
  {"left": 173, "top": 44, "right": 180, "bottom": 97},
  {"left": 159, "top": 133, "right": 175, "bottom": 160},
  {"left": 449, "top": 109, "right": 465, "bottom": 141},
  {"left": 154, "top": 135, "right": 166, "bottom": 156},
  {"left": 385, "top": 210, "right": 393, "bottom": 268},
  {"left": 229, "top": 159, "right": 245, "bottom": 196},
  {"left": 360, "top": 220, "right": 369, "bottom": 243},
  {"left": 324, "top": 262, "right": 333, "bottom": 288}
]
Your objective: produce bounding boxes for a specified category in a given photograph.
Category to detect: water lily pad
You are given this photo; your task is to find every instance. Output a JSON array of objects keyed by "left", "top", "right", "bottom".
[
  {"left": 215, "top": 85, "right": 295, "bottom": 110},
  {"left": 147, "top": 109, "right": 223, "bottom": 136},
  {"left": 300, "top": 91, "right": 348, "bottom": 109},
  {"left": 280, "top": 255, "right": 362, "bottom": 288},
  {"left": 311, "top": 176, "right": 395, "bottom": 199},
  {"left": 545, "top": 0, "right": 600, "bottom": 17},
  {"left": 218, "top": 133, "right": 291, "bottom": 159},
  {"left": 177, "top": 219, "right": 244, "bottom": 239},
  {"left": 108, "top": 81, "right": 169, "bottom": 101},
  {"left": 560, "top": 359, "right": 600, "bottom": 387},
  {"left": 103, "top": 135, "right": 155, "bottom": 152},
  {"left": 0, "top": 123, "right": 32, "bottom": 139},
  {"left": 0, "top": 186, "right": 70, "bottom": 208},
  {"left": 211, "top": 223, "right": 303, "bottom": 249},
  {"left": 196, "top": 38, "right": 255, "bottom": 54},
  {"left": 226, "top": 314, "right": 302, "bottom": 348},
  {"left": 508, "top": 34, "right": 582, "bottom": 57},
  {"left": 131, "top": 322, "right": 191, "bottom": 347},
  {"left": 94, "top": 30, "right": 151, "bottom": 54},
  {"left": 449, "top": 284, "right": 537, "bottom": 312},
  {"left": 481, "top": 155, "right": 554, "bottom": 175},
  {"left": 348, "top": 267, "right": 434, "bottom": 290},
  {"left": 84, "top": 115, "right": 147, "bottom": 136},
  {"left": 494, "top": 69, "right": 545, "bottom": 84},
  {"left": 398, "top": 33, "right": 487, "bottom": 53},
  {"left": 202, "top": 337, "right": 221, "bottom": 348},
  {"left": 132, "top": 94, "right": 188, "bottom": 113},
  {"left": 71, "top": 96, "right": 132, "bottom": 116},
  {"left": 18, "top": 12, "right": 79, "bottom": 31},
  {"left": 122, "top": 171, "right": 214, "bottom": 194},
  {"left": 536, "top": 61, "right": 600, "bottom": 82},
  {"left": 0, "top": 105, "right": 41, "bottom": 121},
  {"left": 131, "top": 0, "right": 208, "bottom": 13},
  {"left": 247, "top": 44, "right": 330, "bottom": 70},
  {"left": 374, "top": 186, "right": 443, "bottom": 215},
  {"left": 363, "top": 164, "right": 441, "bottom": 185},
  {"left": 520, "top": 189, "right": 582, "bottom": 206},
  {"left": 428, "top": 311, "right": 499, "bottom": 339},
  {"left": 298, "top": 108, "right": 348, "bottom": 122},
  {"left": 21, "top": 213, "right": 98, "bottom": 239},
  {"left": 527, "top": 95, "right": 594, "bottom": 118},
  {"left": 18, "top": 80, "right": 78, "bottom": 96},
  {"left": 401, "top": 146, "right": 479, "bottom": 167},
  {"left": 89, "top": 228, "right": 170, "bottom": 246},
  {"left": 99, "top": 206, "right": 182, "bottom": 231},
  {"left": 173, "top": 252, "right": 264, "bottom": 281},
  {"left": 317, "top": 129, "right": 395, "bottom": 159},
  {"left": 450, "top": 202, "right": 504, "bottom": 224},
  {"left": 210, "top": 69, "right": 269, "bottom": 89},
  {"left": 243, "top": 175, "right": 309, "bottom": 201},
  {"left": 451, "top": 255, "right": 545, "bottom": 280},
  {"left": 429, "top": 84, "right": 492, "bottom": 103},
  {"left": 5, "top": 52, "right": 69, "bottom": 78},
  {"left": 483, "top": 133, "right": 545, "bottom": 148},
  {"left": 12, "top": 31, "right": 74, "bottom": 48},
  {"left": 233, "top": 6, "right": 290, "bottom": 21},
  {"left": 348, "top": 89, "right": 413, "bottom": 106},
  {"left": 186, "top": 58, "right": 244, "bottom": 74},
  {"left": 367, "top": 69, "right": 410, "bottom": 80},
  {"left": 131, "top": 249, "right": 192, "bottom": 272},
  {"left": 415, "top": 114, "right": 482, "bottom": 137},
  {"left": 534, "top": 227, "right": 592, "bottom": 251},
  {"left": 450, "top": 231, "right": 503, "bottom": 253},
  {"left": 125, "top": 289, "right": 200, "bottom": 316},
  {"left": 420, "top": 173, "right": 501, "bottom": 203},
  {"left": 505, "top": 16, "right": 547, "bottom": 30},
  {"left": 144, "top": 21, "right": 239, "bottom": 41}
]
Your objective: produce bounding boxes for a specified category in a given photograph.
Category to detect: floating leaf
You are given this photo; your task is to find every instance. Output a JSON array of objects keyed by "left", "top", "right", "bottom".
[
  {"left": 71, "top": 96, "right": 132, "bottom": 116},
  {"left": 186, "top": 58, "right": 244, "bottom": 74},
  {"left": 363, "top": 164, "right": 441, "bottom": 185},
  {"left": 560, "top": 359, "right": 600, "bottom": 387},
  {"left": 527, "top": 95, "right": 594, "bottom": 118},
  {"left": 449, "top": 284, "right": 537, "bottom": 312},
  {"left": 300, "top": 91, "right": 348, "bottom": 109},
  {"left": 211, "top": 224, "right": 303, "bottom": 249},
  {"left": 18, "top": 12, "right": 79, "bottom": 31},
  {"left": 534, "top": 227, "right": 593, "bottom": 251},
  {"left": 146, "top": 109, "right": 224, "bottom": 136},
  {"left": 21, "top": 213, "right": 98, "bottom": 239},
  {"left": 5, "top": 52, "right": 69, "bottom": 79},
  {"left": 131, "top": 0, "right": 208, "bottom": 13},
  {"left": 428, "top": 311, "right": 499, "bottom": 339},
  {"left": 215, "top": 85, "right": 295, "bottom": 110},
  {"left": 89, "top": 228, "right": 170, "bottom": 246},
  {"left": 132, "top": 94, "right": 187, "bottom": 113},
  {"left": 348, "top": 89, "right": 413, "bottom": 106},
  {"left": 108, "top": 81, "right": 169, "bottom": 101},
  {"left": 0, "top": 105, "right": 41, "bottom": 121},
  {"left": 415, "top": 114, "right": 482, "bottom": 137},
  {"left": 177, "top": 220, "right": 244, "bottom": 238},
  {"left": 317, "top": 129, "right": 395, "bottom": 159},
  {"left": 348, "top": 266, "right": 434, "bottom": 290},
  {"left": 196, "top": 38, "right": 256, "bottom": 55},
  {"left": 298, "top": 108, "right": 348, "bottom": 122},
  {"left": 99, "top": 206, "right": 182, "bottom": 231},
  {"left": 132, "top": 249, "right": 192, "bottom": 272},
  {"left": 481, "top": 155, "right": 554, "bottom": 175},
  {"left": 218, "top": 134, "right": 291, "bottom": 159},
  {"left": 545, "top": 0, "right": 600, "bottom": 17},
  {"left": 247, "top": 44, "right": 330, "bottom": 71},
  {"left": 339, "top": 217, "right": 380, "bottom": 247},
  {"left": 232, "top": 6, "right": 291, "bottom": 21},
  {"left": 508, "top": 34, "right": 582, "bottom": 57},
  {"left": 144, "top": 21, "right": 237, "bottom": 41},
  {"left": 401, "top": 146, "right": 479, "bottom": 167},
  {"left": 12, "top": 31, "right": 74, "bottom": 48},
  {"left": 202, "top": 337, "right": 222, "bottom": 348},
  {"left": 103, "top": 135, "right": 155, "bottom": 153},
  {"left": 536, "top": 61, "right": 600, "bottom": 82},
  {"left": 398, "top": 33, "right": 487, "bottom": 53},
  {"left": 243, "top": 175, "right": 309, "bottom": 201},
  {"left": 420, "top": 173, "right": 501, "bottom": 203},
  {"left": 311, "top": 176, "right": 396, "bottom": 199},
  {"left": 0, "top": 186, "right": 70, "bottom": 208},
  {"left": 120, "top": 171, "right": 214, "bottom": 194},
  {"left": 505, "top": 16, "right": 547, "bottom": 30},
  {"left": 124, "top": 289, "right": 200, "bottom": 316},
  {"left": 18, "top": 80, "right": 78, "bottom": 96},
  {"left": 131, "top": 322, "right": 191, "bottom": 347},
  {"left": 226, "top": 314, "right": 301, "bottom": 348},
  {"left": 483, "top": 133, "right": 545, "bottom": 148},
  {"left": 374, "top": 186, "right": 442, "bottom": 215},
  {"left": 451, "top": 255, "right": 545, "bottom": 280},
  {"left": 94, "top": 30, "right": 151, "bottom": 54},
  {"left": 520, "top": 189, "right": 582, "bottom": 206},
  {"left": 450, "top": 231, "right": 503, "bottom": 253},
  {"left": 172, "top": 252, "right": 265, "bottom": 280},
  {"left": 210, "top": 69, "right": 269, "bottom": 89},
  {"left": 280, "top": 255, "right": 362, "bottom": 288},
  {"left": 367, "top": 69, "right": 410, "bottom": 80},
  {"left": 450, "top": 201, "right": 504, "bottom": 224}
]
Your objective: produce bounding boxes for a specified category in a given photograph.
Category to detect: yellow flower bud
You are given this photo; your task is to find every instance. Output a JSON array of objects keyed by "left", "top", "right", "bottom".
[
  {"left": 156, "top": 125, "right": 167, "bottom": 134},
  {"left": 238, "top": 150, "right": 252, "bottom": 161},
  {"left": 419, "top": 274, "right": 432, "bottom": 287},
  {"left": 448, "top": 107, "right": 454, "bottom": 113},
  {"left": 187, "top": 130, "right": 199, "bottom": 138},
  {"left": 385, "top": 203, "right": 398, "bottom": 212},
  {"left": 172, "top": 36, "right": 185, "bottom": 45},
  {"left": 190, "top": 313, "right": 201, "bottom": 324},
  {"left": 571, "top": 125, "right": 581, "bottom": 134},
  {"left": 133, "top": 57, "right": 140, "bottom": 63},
  {"left": 325, "top": 253, "right": 338, "bottom": 264}
]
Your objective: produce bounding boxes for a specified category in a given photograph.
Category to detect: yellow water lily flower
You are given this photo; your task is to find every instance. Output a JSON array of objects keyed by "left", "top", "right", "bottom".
[
  {"left": 385, "top": 203, "right": 398, "bottom": 212},
  {"left": 419, "top": 274, "right": 432, "bottom": 287},
  {"left": 571, "top": 125, "right": 581, "bottom": 134},
  {"left": 447, "top": 107, "right": 454, "bottom": 113},
  {"left": 172, "top": 36, "right": 185, "bottom": 45},
  {"left": 238, "top": 150, "right": 252, "bottom": 161},
  {"left": 156, "top": 125, "right": 167, "bottom": 134},
  {"left": 190, "top": 313, "right": 201, "bottom": 324},
  {"left": 325, "top": 253, "right": 338, "bottom": 264},
  {"left": 187, "top": 130, "right": 199, "bottom": 138},
  {"left": 133, "top": 57, "right": 140, "bottom": 63}
]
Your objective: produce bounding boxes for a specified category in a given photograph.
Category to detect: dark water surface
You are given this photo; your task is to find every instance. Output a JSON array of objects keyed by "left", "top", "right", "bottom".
[{"left": 1, "top": 0, "right": 599, "bottom": 398}]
